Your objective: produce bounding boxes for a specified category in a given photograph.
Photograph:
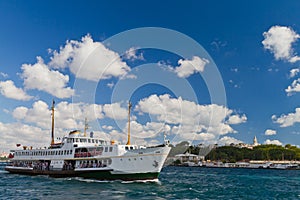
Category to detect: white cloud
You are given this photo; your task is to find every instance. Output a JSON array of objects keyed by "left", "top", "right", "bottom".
[
  {"left": 264, "top": 139, "right": 282, "bottom": 146},
  {"left": 262, "top": 25, "right": 300, "bottom": 63},
  {"left": 174, "top": 56, "right": 209, "bottom": 78},
  {"left": 12, "top": 101, "right": 102, "bottom": 130},
  {"left": 0, "top": 122, "right": 49, "bottom": 152},
  {"left": 0, "top": 72, "right": 8, "bottom": 78},
  {"left": 289, "top": 68, "right": 300, "bottom": 78},
  {"left": 49, "top": 34, "right": 130, "bottom": 81},
  {"left": 230, "top": 68, "right": 238, "bottom": 72},
  {"left": 265, "top": 129, "right": 277, "bottom": 136},
  {"left": 272, "top": 108, "right": 300, "bottom": 127},
  {"left": 103, "top": 102, "right": 128, "bottom": 120},
  {"left": 125, "top": 121, "right": 168, "bottom": 139},
  {"left": 12, "top": 100, "right": 129, "bottom": 131},
  {"left": 107, "top": 82, "right": 115, "bottom": 89},
  {"left": 218, "top": 136, "right": 243, "bottom": 145},
  {"left": 227, "top": 114, "right": 247, "bottom": 124},
  {"left": 123, "top": 47, "right": 144, "bottom": 61},
  {"left": 0, "top": 80, "right": 33, "bottom": 101},
  {"left": 21, "top": 57, "right": 74, "bottom": 99},
  {"left": 135, "top": 94, "right": 246, "bottom": 142},
  {"left": 102, "top": 125, "right": 114, "bottom": 130},
  {"left": 286, "top": 78, "right": 300, "bottom": 95}
]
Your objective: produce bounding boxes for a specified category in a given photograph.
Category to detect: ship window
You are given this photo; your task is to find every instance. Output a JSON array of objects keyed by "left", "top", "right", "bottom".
[
  {"left": 64, "top": 150, "right": 67, "bottom": 155},
  {"left": 130, "top": 146, "right": 134, "bottom": 150},
  {"left": 109, "top": 147, "right": 113, "bottom": 152},
  {"left": 92, "top": 139, "right": 94, "bottom": 143},
  {"left": 105, "top": 147, "right": 108, "bottom": 152},
  {"left": 95, "top": 140, "right": 98, "bottom": 143},
  {"left": 75, "top": 138, "right": 79, "bottom": 142},
  {"left": 88, "top": 139, "right": 91, "bottom": 143},
  {"left": 67, "top": 150, "right": 69, "bottom": 154},
  {"left": 55, "top": 151, "right": 58, "bottom": 155},
  {"left": 70, "top": 150, "right": 73, "bottom": 154},
  {"left": 125, "top": 147, "right": 129, "bottom": 150}
]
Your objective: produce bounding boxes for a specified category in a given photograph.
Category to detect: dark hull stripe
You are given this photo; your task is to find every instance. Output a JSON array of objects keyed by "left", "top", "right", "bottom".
[{"left": 5, "top": 168, "right": 159, "bottom": 181}]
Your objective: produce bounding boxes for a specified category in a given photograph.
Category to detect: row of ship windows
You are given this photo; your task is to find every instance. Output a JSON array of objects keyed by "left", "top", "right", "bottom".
[
  {"left": 15, "top": 150, "right": 73, "bottom": 157},
  {"left": 66, "top": 138, "right": 106, "bottom": 144}
]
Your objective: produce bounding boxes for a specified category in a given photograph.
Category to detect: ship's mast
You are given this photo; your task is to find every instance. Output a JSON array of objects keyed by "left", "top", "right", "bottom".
[
  {"left": 84, "top": 118, "right": 88, "bottom": 137},
  {"left": 126, "top": 101, "right": 132, "bottom": 145},
  {"left": 51, "top": 100, "right": 55, "bottom": 145}
]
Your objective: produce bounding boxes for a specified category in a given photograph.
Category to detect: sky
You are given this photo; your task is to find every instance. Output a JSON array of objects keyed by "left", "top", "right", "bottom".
[{"left": 1, "top": 0, "right": 300, "bottom": 152}]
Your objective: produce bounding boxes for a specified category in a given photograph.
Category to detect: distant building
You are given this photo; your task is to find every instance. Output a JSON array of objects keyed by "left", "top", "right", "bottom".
[
  {"left": 175, "top": 152, "right": 201, "bottom": 163},
  {"left": 234, "top": 136, "right": 261, "bottom": 149}
]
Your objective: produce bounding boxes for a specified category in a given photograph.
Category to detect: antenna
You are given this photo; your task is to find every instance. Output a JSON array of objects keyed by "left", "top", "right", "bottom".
[
  {"left": 126, "top": 101, "right": 132, "bottom": 145},
  {"left": 51, "top": 99, "right": 55, "bottom": 145}
]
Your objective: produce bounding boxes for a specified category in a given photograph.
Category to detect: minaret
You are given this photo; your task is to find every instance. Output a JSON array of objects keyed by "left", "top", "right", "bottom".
[{"left": 253, "top": 136, "right": 258, "bottom": 146}]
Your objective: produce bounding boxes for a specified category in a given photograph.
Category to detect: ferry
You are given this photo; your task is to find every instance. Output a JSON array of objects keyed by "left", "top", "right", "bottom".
[{"left": 5, "top": 101, "right": 171, "bottom": 181}]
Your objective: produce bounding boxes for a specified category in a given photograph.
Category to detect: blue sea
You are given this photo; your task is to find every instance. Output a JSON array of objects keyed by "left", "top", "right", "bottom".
[{"left": 0, "top": 163, "right": 299, "bottom": 200}]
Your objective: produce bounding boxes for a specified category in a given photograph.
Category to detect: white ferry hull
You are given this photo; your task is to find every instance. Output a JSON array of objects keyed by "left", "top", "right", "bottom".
[{"left": 5, "top": 146, "right": 171, "bottom": 181}]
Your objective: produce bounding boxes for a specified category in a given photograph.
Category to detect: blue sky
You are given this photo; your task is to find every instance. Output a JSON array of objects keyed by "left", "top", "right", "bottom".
[{"left": 1, "top": 0, "right": 300, "bottom": 151}]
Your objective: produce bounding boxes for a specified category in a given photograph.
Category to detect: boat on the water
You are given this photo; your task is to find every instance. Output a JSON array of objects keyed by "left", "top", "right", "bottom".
[{"left": 5, "top": 101, "right": 171, "bottom": 181}]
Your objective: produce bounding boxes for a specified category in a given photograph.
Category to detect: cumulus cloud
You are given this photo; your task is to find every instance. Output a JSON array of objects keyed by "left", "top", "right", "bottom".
[
  {"left": 12, "top": 100, "right": 129, "bottom": 131},
  {"left": 218, "top": 136, "right": 243, "bottom": 145},
  {"left": 0, "top": 122, "right": 49, "bottom": 151},
  {"left": 289, "top": 68, "right": 300, "bottom": 78},
  {"left": 21, "top": 57, "right": 74, "bottom": 99},
  {"left": 262, "top": 25, "right": 300, "bottom": 63},
  {"left": 286, "top": 78, "right": 300, "bottom": 95},
  {"left": 103, "top": 102, "right": 128, "bottom": 120},
  {"left": 272, "top": 108, "right": 300, "bottom": 127},
  {"left": 264, "top": 139, "right": 282, "bottom": 146},
  {"left": 174, "top": 56, "right": 209, "bottom": 78},
  {"left": 0, "top": 80, "right": 33, "bottom": 101},
  {"left": 265, "top": 129, "right": 277, "bottom": 136},
  {"left": 124, "top": 121, "right": 169, "bottom": 139},
  {"left": 227, "top": 114, "right": 247, "bottom": 124},
  {"left": 135, "top": 94, "right": 246, "bottom": 143},
  {"left": 123, "top": 47, "right": 144, "bottom": 61},
  {"left": 49, "top": 34, "right": 130, "bottom": 81}
]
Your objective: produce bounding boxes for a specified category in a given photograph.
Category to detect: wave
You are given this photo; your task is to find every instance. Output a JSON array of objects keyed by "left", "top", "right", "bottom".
[{"left": 121, "top": 179, "right": 161, "bottom": 184}]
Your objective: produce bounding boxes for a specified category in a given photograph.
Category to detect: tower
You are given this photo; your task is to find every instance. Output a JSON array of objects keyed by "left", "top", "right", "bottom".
[{"left": 253, "top": 136, "right": 259, "bottom": 146}]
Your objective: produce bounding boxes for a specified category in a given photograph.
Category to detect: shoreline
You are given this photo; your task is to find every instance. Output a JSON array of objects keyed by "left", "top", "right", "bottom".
[{"left": 173, "top": 160, "right": 300, "bottom": 170}]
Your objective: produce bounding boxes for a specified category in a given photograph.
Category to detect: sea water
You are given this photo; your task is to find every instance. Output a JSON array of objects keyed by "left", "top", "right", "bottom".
[{"left": 0, "top": 164, "right": 299, "bottom": 199}]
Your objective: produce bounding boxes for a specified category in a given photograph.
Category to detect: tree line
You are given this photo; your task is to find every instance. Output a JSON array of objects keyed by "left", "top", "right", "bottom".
[{"left": 204, "top": 144, "right": 300, "bottom": 162}]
